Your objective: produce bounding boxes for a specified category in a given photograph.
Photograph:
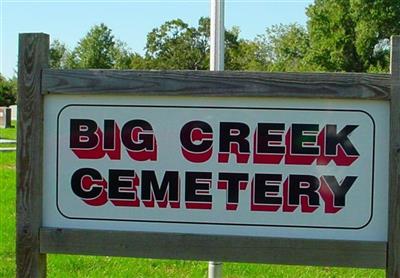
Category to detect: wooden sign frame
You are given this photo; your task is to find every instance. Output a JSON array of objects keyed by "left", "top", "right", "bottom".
[{"left": 16, "top": 33, "right": 399, "bottom": 277}]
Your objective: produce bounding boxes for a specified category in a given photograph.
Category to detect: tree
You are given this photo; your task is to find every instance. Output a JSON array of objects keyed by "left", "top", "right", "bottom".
[
  {"left": 144, "top": 18, "right": 209, "bottom": 70},
  {"left": 49, "top": 40, "right": 68, "bottom": 69},
  {"left": 143, "top": 18, "right": 314, "bottom": 72},
  {"left": 144, "top": 17, "right": 245, "bottom": 70},
  {"left": 0, "top": 75, "right": 17, "bottom": 107},
  {"left": 113, "top": 41, "right": 136, "bottom": 70},
  {"left": 129, "top": 54, "right": 153, "bottom": 70},
  {"left": 255, "top": 24, "right": 310, "bottom": 72},
  {"left": 228, "top": 39, "right": 269, "bottom": 71},
  {"left": 306, "top": 0, "right": 400, "bottom": 72},
  {"left": 66, "top": 23, "right": 134, "bottom": 69},
  {"left": 350, "top": 0, "right": 400, "bottom": 72}
]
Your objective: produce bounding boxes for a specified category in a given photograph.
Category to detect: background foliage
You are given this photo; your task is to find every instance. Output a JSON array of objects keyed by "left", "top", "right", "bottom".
[
  {"left": 47, "top": 1, "right": 400, "bottom": 73},
  {"left": 0, "top": 75, "right": 16, "bottom": 107},
  {"left": 3, "top": 2, "right": 400, "bottom": 110}
]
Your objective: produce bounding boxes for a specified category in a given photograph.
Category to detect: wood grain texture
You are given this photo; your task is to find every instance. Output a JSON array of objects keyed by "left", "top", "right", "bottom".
[
  {"left": 387, "top": 36, "right": 400, "bottom": 278},
  {"left": 16, "top": 33, "right": 49, "bottom": 278},
  {"left": 40, "top": 228, "right": 386, "bottom": 269},
  {"left": 42, "top": 69, "right": 391, "bottom": 100}
]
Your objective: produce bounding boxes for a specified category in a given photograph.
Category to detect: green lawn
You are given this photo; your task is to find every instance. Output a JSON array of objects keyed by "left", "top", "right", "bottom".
[
  {"left": 0, "top": 144, "right": 16, "bottom": 148},
  {"left": 0, "top": 121, "right": 17, "bottom": 140},
  {"left": 0, "top": 124, "right": 386, "bottom": 277}
]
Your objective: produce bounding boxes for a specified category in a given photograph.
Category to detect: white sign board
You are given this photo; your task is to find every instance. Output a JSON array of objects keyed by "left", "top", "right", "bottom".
[{"left": 43, "top": 95, "right": 389, "bottom": 241}]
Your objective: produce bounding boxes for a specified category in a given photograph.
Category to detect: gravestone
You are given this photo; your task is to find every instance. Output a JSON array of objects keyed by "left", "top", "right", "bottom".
[{"left": 0, "top": 107, "right": 11, "bottom": 128}]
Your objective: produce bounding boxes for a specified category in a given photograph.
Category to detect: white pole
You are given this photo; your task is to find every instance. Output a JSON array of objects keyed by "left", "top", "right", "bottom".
[
  {"left": 208, "top": 261, "right": 223, "bottom": 278},
  {"left": 210, "top": 0, "right": 225, "bottom": 71},
  {"left": 209, "top": 0, "right": 224, "bottom": 277}
]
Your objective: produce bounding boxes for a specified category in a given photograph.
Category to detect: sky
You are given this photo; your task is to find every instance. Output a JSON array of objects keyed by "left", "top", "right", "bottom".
[{"left": 1, "top": 0, "right": 312, "bottom": 78}]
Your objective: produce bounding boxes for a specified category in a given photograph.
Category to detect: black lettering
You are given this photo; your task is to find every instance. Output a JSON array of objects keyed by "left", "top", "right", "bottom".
[
  {"left": 323, "top": 175, "right": 357, "bottom": 207},
  {"left": 121, "top": 120, "right": 154, "bottom": 151},
  {"left": 289, "top": 175, "right": 320, "bottom": 206},
  {"left": 103, "top": 119, "right": 116, "bottom": 150},
  {"left": 70, "top": 119, "right": 98, "bottom": 149},
  {"left": 218, "top": 172, "right": 248, "bottom": 205},
  {"left": 185, "top": 172, "right": 212, "bottom": 208},
  {"left": 141, "top": 170, "right": 179, "bottom": 202},
  {"left": 326, "top": 125, "right": 359, "bottom": 156},
  {"left": 71, "top": 168, "right": 103, "bottom": 199},
  {"left": 109, "top": 169, "right": 137, "bottom": 200},
  {"left": 254, "top": 174, "right": 282, "bottom": 205},
  {"left": 180, "top": 121, "right": 213, "bottom": 153},
  {"left": 291, "top": 124, "right": 319, "bottom": 155},
  {"left": 257, "top": 123, "right": 285, "bottom": 154}
]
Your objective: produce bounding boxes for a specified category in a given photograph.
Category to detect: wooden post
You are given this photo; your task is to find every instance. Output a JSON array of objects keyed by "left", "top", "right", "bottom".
[
  {"left": 387, "top": 35, "right": 400, "bottom": 278},
  {"left": 16, "top": 33, "right": 49, "bottom": 278}
]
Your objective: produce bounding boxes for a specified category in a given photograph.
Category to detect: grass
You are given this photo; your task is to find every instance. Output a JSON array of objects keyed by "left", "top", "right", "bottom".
[
  {"left": 0, "top": 151, "right": 17, "bottom": 277},
  {"left": 0, "top": 144, "right": 16, "bottom": 148},
  {"left": 0, "top": 123, "right": 386, "bottom": 277},
  {"left": 0, "top": 121, "right": 17, "bottom": 140},
  {"left": 0, "top": 121, "right": 17, "bottom": 151}
]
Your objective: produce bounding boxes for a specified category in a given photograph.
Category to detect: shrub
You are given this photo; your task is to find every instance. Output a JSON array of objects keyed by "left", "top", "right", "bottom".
[{"left": 0, "top": 75, "right": 17, "bottom": 107}]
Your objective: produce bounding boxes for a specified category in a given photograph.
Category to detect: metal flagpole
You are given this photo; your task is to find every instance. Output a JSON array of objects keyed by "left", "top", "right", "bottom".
[
  {"left": 209, "top": 0, "right": 224, "bottom": 277},
  {"left": 210, "top": 0, "right": 225, "bottom": 71}
]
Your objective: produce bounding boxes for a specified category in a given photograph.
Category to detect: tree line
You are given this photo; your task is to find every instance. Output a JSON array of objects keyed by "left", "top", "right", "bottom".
[
  {"left": 50, "top": 1, "right": 400, "bottom": 73},
  {"left": 1, "top": 0, "right": 400, "bottom": 106}
]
